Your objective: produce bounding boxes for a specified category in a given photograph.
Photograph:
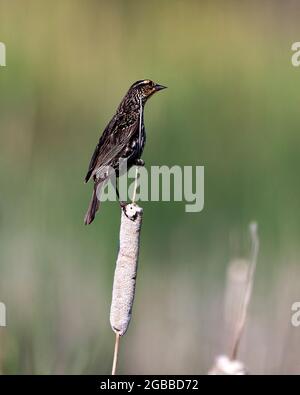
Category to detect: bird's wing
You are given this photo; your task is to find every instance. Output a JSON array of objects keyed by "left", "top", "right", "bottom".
[
  {"left": 84, "top": 113, "right": 139, "bottom": 183},
  {"left": 84, "top": 126, "right": 111, "bottom": 183}
]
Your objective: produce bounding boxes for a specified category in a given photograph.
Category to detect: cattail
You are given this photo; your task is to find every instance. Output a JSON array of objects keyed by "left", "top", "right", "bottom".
[
  {"left": 110, "top": 203, "right": 143, "bottom": 374},
  {"left": 224, "top": 259, "right": 249, "bottom": 355},
  {"left": 208, "top": 222, "right": 259, "bottom": 375},
  {"left": 229, "top": 222, "right": 259, "bottom": 361}
]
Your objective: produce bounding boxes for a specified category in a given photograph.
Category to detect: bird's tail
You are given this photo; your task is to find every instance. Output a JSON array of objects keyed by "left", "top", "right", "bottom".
[{"left": 84, "top": 182, "right": 102, "bottom": 225}]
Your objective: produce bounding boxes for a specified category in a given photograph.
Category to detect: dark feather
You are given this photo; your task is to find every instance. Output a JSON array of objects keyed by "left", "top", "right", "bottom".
[{"left": 85, "top": 111, "right": 141, "bottom": 183}]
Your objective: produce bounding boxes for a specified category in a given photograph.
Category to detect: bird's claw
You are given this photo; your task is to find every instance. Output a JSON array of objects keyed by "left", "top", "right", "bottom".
[{"left": 119, "top": 201, "right": 130, "bottom": 218}]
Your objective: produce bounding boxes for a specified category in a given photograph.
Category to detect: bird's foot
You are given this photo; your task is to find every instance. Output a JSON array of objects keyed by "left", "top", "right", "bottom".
[
  {"left": 119, "top": 201, "right": 127, "bottom": 208},
  {"left": 119, "top": 201, "right": 131, "bottom": 219}
]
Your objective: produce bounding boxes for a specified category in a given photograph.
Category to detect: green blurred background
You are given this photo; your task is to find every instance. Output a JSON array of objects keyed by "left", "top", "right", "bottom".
[{"left": 0, "top": 0, "right": 300, "bottom": 374}]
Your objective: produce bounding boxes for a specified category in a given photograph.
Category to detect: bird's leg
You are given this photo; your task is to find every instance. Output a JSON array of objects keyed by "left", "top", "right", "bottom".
[
  {"left": 134, "top": 158, "right": 145, "bottom": 166},
  {"left": 116, "top": 181, "right": 132, "bottom": 219},
  {"left": 115, "top": 178, "right": 127, "bottom": 210}
]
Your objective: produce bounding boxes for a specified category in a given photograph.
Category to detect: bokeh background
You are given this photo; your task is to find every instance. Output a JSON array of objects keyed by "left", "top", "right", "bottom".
[{"left": 0, "top": 0, "right": 300, "bottom": 374}]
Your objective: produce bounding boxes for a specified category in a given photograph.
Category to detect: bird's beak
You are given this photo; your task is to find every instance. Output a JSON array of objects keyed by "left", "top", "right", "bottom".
[{"left": 154, "top": 84, "right": 167, "bottom": 91}]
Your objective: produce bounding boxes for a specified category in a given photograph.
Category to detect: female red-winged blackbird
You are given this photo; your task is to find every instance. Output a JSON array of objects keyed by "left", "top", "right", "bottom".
[{"left": 84, "top": 79, "right": 166, "bottom": 225}]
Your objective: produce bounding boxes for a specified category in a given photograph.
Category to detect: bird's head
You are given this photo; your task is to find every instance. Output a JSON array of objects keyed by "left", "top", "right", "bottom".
[{"left": 130, "top": 79, "right": 167, "bottom": 102}]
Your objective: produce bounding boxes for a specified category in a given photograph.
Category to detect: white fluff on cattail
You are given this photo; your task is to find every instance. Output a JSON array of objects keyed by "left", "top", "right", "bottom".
[
  {"left": 110, "top": 203, "right": 143, "bottom": 336},
  {"left": 208, "top": 355, "right": 246, "bottom": 375}
]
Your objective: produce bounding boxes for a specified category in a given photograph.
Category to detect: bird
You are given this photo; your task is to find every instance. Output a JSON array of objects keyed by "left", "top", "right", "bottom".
[{"left": 84, "top": 79, "right": 167, "bottom": 225}]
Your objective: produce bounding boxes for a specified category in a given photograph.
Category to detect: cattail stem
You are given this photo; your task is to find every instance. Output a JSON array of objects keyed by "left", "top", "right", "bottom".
[
  {"left": 111, "top": 333, "right": 120, "bottom": 375},
  {"left": 230, "top": 222, "right": 259, "bottom": 360},
  {"left": 132, "top": 167, "right": 139, "bottom": 203},
  {"left": 132, "top": 96, "right": 142, "bottom": 205}
]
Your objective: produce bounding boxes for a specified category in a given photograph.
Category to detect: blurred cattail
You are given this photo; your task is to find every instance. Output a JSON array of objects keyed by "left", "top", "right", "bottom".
[
  {"left": 230, "top": 222, "right": 259, "bottom": 361},
  {"left": 224, "top": 259, "right": 249, "bottom": 355},
  {"left": 209, "top": 222, "right": 259, "bottom": 375},
  {"left": 110, "top": 203, "right": 143, "bottom": 375}
]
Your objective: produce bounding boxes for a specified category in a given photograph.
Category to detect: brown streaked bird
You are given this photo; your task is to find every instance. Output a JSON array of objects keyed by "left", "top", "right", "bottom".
[{"left": 84, "top": 79, "right": 167, "bottom": 225}]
